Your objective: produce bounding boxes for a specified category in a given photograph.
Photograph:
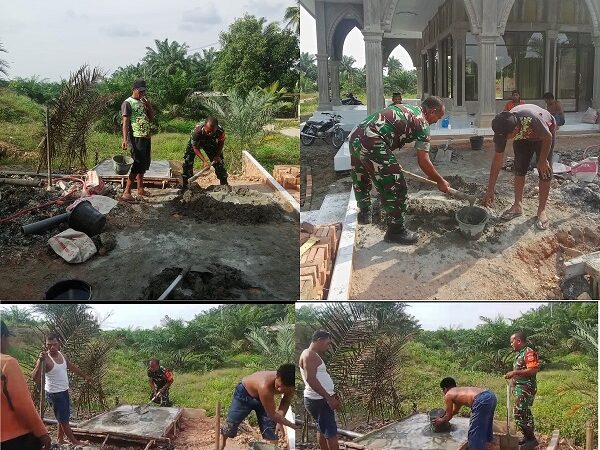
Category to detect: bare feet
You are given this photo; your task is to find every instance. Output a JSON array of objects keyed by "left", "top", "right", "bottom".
[
  {"left": 121, "top": 193, "right": 135, "bottom": 202},
  {"left": 137, "top": 189, "right": 150, "bottom": 197}
]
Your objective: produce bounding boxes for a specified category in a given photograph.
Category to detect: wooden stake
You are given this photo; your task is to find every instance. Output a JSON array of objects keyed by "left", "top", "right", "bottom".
[
  {"left": 38, "top": 360, "right": 45, "bottom": 417},
  {"left": 46, "top": 106, "right": 52, "bottom": 187},
  {"left": 215, "top": 401, "right": 221, "bottom": 450},
  {"left": 100, "top": 434, "right": 110, "bottom": 449},
  {"left": 143, "top": 439, "right": 155, "bottom": 450},
  {"left": 585, "top": 421, "right": 594, "bottom": 450}
]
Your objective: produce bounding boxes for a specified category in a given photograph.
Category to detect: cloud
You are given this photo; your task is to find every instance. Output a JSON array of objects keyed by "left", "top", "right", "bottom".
[
  {"left": 65, "top": 9, "right": 90, "bottom": 20},
  {"left": 180, "top": 5, "right": 222, "bottom": 30},
  {"left": 100, "top": 24, "right": 145, "bottom": 38}
]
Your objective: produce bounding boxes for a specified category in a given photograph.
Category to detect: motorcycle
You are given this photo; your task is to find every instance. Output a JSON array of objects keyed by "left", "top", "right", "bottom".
[
  {"left": 300, "top": 112, "right": 345, "bottom": 149},
  {"left": 341, "top": 93, "right": 363, "bottom": 105}
]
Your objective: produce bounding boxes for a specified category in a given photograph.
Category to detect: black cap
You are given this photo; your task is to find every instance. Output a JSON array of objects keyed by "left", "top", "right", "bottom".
[
  {"left": 1, "top": 320, "right": 14, "bottom": 337},
  {"left": 492, "top": 111, "right": 518, "bottom": 151},
  {"left": 132, "top": 79, "right": 147, "bottom": 92}
]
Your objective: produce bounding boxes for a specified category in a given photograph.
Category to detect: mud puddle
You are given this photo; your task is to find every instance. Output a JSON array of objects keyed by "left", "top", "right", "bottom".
[
  {"left": 141, "top": 263, "right": 271, "bottom": 300},
  {"left": 176, "top": 185, "right": 288, "bottom": 224}
]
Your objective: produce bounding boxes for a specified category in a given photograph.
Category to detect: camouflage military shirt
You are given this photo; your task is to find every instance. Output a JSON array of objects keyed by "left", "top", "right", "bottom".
[
  {"left": 355, "top": 104, "right": 431, "bottom": 152},
  {"left": 513, "top": 346, "right": 539, "bottom": 389}
]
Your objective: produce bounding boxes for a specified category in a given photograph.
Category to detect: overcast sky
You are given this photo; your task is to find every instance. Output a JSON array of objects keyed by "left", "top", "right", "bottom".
[
  {"left": 300, "top": 6, "right": 414, "bottom": 70},
  {"left": 1, "top": 0, "right": 290, "bottom": 81},
  {"left": 298, "top": 302, "right": 550, "bottom": 330}
]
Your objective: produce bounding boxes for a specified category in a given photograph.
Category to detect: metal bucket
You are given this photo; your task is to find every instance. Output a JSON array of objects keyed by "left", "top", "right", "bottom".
[
  {"left": 112, "top": 154, "right": 133, "bottom": 175},
  {"left": 456, "top": 206, "right": 489, "bottom": 240},
  {"left": 45, "top": 279, "right": 92, "bottom": 300},
  {"left": 428, "top": 408, "right": 451, "bottom": 432}
]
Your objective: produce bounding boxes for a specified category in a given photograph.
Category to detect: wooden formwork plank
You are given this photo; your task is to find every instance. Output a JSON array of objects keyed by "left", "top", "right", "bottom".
[{"left": 547, "top": 430, "right": 560, "bottom": 450}]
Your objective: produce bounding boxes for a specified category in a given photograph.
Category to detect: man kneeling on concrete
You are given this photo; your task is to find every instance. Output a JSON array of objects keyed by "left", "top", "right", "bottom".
[
  {"left": 148, "top": 358, "right": 174, "bottom": 407},
  {"left": 433, "top": 377, "right": 497, "bottom": 450},
  {"left": 349, "top": 96, "right": 450, "bottom": 244},
  {"left": 221, "top": 364, "right": 296, "bottom": 449},
  {"left": 180, "top": 116, "right": 228, "bottom": 191},
  {"left": 482, "top": 105, "right": 556, "bottom": 230}
]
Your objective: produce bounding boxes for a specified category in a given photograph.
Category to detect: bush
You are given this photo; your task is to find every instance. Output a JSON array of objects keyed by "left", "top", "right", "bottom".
[
  {"left": 0, "top": 87, "right": 44, "bottom": 123},
  {"left": 160, "top": 118, "right": 196, "bottom": 134}
]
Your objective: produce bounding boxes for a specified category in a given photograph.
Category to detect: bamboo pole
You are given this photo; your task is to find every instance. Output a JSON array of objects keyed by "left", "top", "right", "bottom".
[
  {"left": 585, "top": 421, "right": 594, "bottom": 450},
  {"left": 46, "top": 106, "right": 52, "bottom": 187},
  {"left": 38, "top": 360, "right": 45, "bottom": 417},
  {"left": 215, "top": 401, "right": 221, "bottom": 450}
]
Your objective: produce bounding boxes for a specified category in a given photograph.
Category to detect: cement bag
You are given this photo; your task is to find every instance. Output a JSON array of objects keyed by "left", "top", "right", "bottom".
[
  {"left": 83, "top": 170, "right": 105, "bottom": 196},
  {"left": 582, "top": 107, "right": 599, "bottom": 124},
  {"left": 48, "top": 228, "right": 97, "bottom": 263},
  {"left": 67, "top": 195, "right": 118, "bottom": 215}
]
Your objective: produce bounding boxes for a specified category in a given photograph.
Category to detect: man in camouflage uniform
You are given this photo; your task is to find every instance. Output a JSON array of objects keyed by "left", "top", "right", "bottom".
[
  {"left": 179, "top": 116, "right": 228, "bottom": 191},
  {"left": 349, "top": 96, "right": 450, "bottom": 244},
  {"left": 505, "top": 331, "right": 540, "bottom": 449}
]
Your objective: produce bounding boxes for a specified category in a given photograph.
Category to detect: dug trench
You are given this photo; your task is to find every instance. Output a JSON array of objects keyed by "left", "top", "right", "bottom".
[
  {"left": 0, "top": 182, "right": 299, "bottom": 300},
  {"left": 350, "top": 136, "right": 600, "bottom": 300}
]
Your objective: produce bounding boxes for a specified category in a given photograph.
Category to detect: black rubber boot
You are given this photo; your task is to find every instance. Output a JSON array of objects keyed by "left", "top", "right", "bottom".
[
  {"left": 357, "top": 208, "right": 372, "bottom": 224},
  {"left": 384, "top": 223, "right": 419, "bottom": 245},
  {"left": 220, "top": 179, "right": 229, "bottom": 186},
  {"left": 520, "top": 428, "right": 538, "bottom": 448}
]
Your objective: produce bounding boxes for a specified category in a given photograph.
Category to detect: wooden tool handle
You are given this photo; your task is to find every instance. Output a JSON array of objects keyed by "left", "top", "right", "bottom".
[{"left": 402, "top": 169, "right": 475, "bottom": 203}]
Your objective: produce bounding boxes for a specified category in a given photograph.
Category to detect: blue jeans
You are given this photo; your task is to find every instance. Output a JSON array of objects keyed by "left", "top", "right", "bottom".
[
  {"left": 469, "top": 390, "right": 497, "bottom": 450},
  {"left": 222, "top": 383, "right": 277, "bottom": 440},
  {"left": 46, "top": 390, "right": 71, "bottom": 423},
  {"left": 304, "top": 397, "right": 338, "bottom": 439}
]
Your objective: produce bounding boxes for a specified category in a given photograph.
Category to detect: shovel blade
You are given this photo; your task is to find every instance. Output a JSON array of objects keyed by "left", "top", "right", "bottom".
[{"left": 499, "top": 434, "right": 520, "bottom": 450}]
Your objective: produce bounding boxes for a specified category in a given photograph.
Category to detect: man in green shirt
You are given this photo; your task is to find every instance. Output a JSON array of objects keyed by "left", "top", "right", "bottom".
[
  {"left": 349, "top": 96, "right": 450, "bottom": 244},
  {"left": 121, "top": 79, "right": 155, "bottom": 201},
  {"left": 505, "top": 331, "right": 540, "bottom": 449}
]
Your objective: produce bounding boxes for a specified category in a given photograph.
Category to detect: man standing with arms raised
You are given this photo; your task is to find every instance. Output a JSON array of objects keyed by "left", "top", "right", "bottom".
[
  {"left": 32, "top": 333, "right": 95, "bottom": 446},
  {"left": 299, "top": 330, "right": 340, "bottom": 450}
]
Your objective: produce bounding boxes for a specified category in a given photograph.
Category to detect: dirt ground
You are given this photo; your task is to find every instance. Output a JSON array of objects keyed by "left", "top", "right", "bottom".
[
  {"left": 0, "top": 171, "right": 299, "bottom": 300},
  {"left": 300, "top": 141, "right": 352, "bottom": 211},
  {"left": 299, "top": 135, "right": 599, "bottom": 300},
  {"left": 349, "top": 135, "right": 600, "bottom": 299},
  {"left": 47, "top": 408, "right": 286, "bottom": 450}
]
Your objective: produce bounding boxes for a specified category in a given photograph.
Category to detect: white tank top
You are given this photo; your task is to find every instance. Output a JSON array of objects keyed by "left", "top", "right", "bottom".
[
  {"left": 300, "top": 351, "right": 335, "bottom": 400},
  {"left": 44, "top": 351, "right": 69, "bottom": 393}
]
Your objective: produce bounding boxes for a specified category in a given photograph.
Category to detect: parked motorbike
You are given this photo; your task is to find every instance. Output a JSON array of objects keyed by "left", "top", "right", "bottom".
[
  {"left": 341, "top": 93, "right": 363, "bottom": 105},
  {"left": 300, "top": 112, "right": 345, "bottom": 149}
]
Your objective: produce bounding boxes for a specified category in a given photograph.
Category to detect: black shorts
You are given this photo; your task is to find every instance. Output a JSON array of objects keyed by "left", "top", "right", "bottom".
[
  {"left": 129, "top": 136, "right": 151, "bottom": 174},
  {"left": 513, "top": 138, "right": 554, "bottom": 180},
  {"left": 1, "top": 433, "right": 43, "bottom": 450}
]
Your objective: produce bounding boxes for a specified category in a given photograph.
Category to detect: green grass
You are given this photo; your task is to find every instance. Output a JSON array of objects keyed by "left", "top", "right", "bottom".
[
  {"left": 0, "top": 88, "right": 299, "bottom": 175},
  {"left": 395, "top": 342, "right": 596, "bottom": 445},
  {"left": 104, "top": 349, "right": 261, "bottom": 417},
  {"left": 299, "top": 96, "right": 318, "bottom": 116}
]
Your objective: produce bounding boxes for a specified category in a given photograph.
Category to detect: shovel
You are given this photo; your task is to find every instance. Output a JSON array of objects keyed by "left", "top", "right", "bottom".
[
  {"left": 500, "top": 382, "right": 520, "bottom": 450},
  {"left": 401, "top": 169, "right": 477, "bottom": 206},
  {"left": 187, "top": 161, "right": 215, "bottom": 185},
  {"left": 133, "top": 393, "right": 161, "bottom": 415}
]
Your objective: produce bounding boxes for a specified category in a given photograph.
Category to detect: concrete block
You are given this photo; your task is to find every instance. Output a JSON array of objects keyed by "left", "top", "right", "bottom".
[{"left": 564, "top": 251, "right": 600, "bottom": 279}]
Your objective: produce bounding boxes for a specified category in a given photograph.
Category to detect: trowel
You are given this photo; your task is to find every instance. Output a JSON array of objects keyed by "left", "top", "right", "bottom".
[
  {"left": 500, "top": 382, "right": 520, "bottom": 450},
  {"left": 401, "top": 169, "right": 477, "bottom": 206}
]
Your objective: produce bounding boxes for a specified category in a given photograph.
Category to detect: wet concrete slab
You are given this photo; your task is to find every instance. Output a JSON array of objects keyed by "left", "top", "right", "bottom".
[
  {"left": 354, "top": 413, "right": 470, "bottom": 450},
  {"left": 76, "top": 404, "right": 182, "bottom": 438}
]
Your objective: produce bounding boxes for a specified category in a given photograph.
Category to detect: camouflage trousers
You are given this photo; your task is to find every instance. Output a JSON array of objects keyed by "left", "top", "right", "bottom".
[
  {"left": 182, "top": 142, "right": 228, "bottom": 185},
  {"left": 349, "top": 127, "right": 408, "bottom": 225},
  {"left": 513, "top": 384, "right": 536, "bottom": 431}
]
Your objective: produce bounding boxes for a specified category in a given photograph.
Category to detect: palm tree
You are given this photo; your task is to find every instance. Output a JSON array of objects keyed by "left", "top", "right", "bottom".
[
  {"left": 0, "top": 41, "right": 9, "bottom": 79},
  {"left": 143, "top": 39, "right": 189, "bottom": 76},
  {"left": 284, "top": 4, "right": 300, "bottom": 35},
  {"left": 385, "top": 56, "right": 402, "bottom": 74},
  {"left": 246, "top": 317, "right": 294, "bottom": 367}
]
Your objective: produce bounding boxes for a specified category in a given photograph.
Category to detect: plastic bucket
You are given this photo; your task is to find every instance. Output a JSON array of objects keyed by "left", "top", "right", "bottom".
[
  {"left": 469, "top": 136, "right": 484, "bottom": 151},
  {"left": 429, "top": 408, "right": 451, "bottom": 432},
  {"left": 112, "top": 155, "right": 133, "bottom": 175},
  {"left": 68, "top": 200, "right": 106, "bottom": 237},
  {"left": 45, "top": 279, "right": 92, "bottom": 300},
  {"left": 456, "top": 206, "right": 489, "bottom": 240}
]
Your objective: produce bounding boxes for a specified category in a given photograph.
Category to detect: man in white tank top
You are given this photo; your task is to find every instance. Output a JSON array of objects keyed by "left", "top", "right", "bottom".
[
  {"left": 32, "top": 333, "right": 95, "bottom": 446},
  {"left": 299, "top": 330, "right": 339, "bottom": 450}
]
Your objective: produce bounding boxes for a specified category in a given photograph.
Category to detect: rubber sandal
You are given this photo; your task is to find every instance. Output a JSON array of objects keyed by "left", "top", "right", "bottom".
[
  {"left": 120, "top": 194, "right": 136, "bottom": 202},
  {"left": 535, "top": 218, "right": 549, "bottom": 230},
  {"left": 500, "top": 210, "right": 523, "bottom": 221}
]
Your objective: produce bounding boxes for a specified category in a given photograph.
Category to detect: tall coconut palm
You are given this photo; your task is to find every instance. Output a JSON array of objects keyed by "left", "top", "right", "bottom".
[
  {"left": 284, "top": 4, "right": 300, "bottom": 35},
  {"left": 0, "top": 41, "right": 9, "bottom": 79}
]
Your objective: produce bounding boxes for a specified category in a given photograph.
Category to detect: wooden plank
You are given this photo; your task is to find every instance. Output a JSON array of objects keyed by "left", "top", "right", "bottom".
[
  {"left": 564, "top": 251, "right": 600, "bottom": 279},
  {"left": 547, "top": 429, "right": 560, "bottom": 450},
  {"left": 300, "top": 237, "right": 319, "bottom": 256}
]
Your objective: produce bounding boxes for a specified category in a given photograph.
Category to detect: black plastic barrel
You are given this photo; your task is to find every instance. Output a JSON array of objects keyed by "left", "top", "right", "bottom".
[
  {"left": 68, "top": 200, "right": 106, "bottom": 236},
  {"left": 469, "top": 136, "right": 484, "bottom": 150},
  {"left": 45, "top": 279, "right": 92, "bottom": 300}
]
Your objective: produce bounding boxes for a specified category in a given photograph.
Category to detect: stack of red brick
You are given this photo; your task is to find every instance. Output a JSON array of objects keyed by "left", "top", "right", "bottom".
[
  {"left": 273, "top": 165, "right": 300, "bottom": 190},
  {"left": 300, "top": 222, "right": 342, "bottom": 300}
]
